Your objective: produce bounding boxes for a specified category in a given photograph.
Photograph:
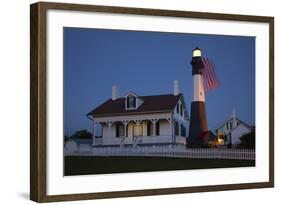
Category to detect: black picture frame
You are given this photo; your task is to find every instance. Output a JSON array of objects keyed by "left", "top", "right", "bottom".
[{"left": 30, "top": 1, "right": 274, "bottom": 202}]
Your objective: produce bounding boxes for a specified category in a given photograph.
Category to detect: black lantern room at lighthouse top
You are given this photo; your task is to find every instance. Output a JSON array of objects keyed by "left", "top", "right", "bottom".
[{"left": 191, "top": 47, "right": 204, "bottom": 75}]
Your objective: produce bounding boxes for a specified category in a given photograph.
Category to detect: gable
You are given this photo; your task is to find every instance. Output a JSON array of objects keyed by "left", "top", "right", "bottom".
[
  {"left": 215, "top": 117, "right": 252, "bottom": 133},
  {"left": 232, "top": 122, "right": 252, "bottom": 133},
  {"left": 173, "top": 96, "right": 189, "bottom": 120},
  {"left": 125, "top": 91, "right": 138, "bottom": 98}
]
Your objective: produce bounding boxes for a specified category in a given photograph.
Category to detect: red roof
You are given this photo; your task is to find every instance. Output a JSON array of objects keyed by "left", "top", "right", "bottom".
[{"left": 87, "top": 94, "right": 182, "bottom": 117}]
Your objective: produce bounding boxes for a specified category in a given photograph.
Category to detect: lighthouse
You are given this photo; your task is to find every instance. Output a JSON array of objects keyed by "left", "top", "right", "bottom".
[{"left": 187, "top": 47, "right": 209, "bottom": 147}]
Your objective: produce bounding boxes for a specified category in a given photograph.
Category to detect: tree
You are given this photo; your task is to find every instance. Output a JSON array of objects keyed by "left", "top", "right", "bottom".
[
  {"left": 238, "top": 130, "right": 255, "bottom": 149},
  {"left": 70, "top": 129, "right": 93, "bottom": 139}
]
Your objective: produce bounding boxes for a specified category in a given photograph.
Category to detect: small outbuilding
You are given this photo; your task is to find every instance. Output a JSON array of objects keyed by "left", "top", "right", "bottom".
[{"left": 215, "top": 110, "right": 254, "bottom": 147}]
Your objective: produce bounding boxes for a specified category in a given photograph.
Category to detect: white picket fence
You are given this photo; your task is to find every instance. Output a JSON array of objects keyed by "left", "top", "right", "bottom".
[{"left": 64, "top": 144, "right": 255, "bottom": 160}]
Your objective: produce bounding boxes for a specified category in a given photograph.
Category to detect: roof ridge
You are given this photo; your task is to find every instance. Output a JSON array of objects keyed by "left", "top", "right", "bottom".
[
  {"left": 106, "top": 93, "right": 182, "bottom": 100},
  {"left": 214, "top": 116, "right": 253, "bottom": 131},
  {"left": 87, "top": 93, "right": 184, "bottom": 117},
  {"left": 140, "top": 93, "right": 182, "bottom": 98}
]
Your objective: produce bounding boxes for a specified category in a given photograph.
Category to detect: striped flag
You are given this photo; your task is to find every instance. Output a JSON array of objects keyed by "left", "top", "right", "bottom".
[{"left": 201, "top": 57, "right": 219, "bottom": 91}]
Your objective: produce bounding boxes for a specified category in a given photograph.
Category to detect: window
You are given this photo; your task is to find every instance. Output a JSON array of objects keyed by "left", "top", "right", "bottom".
[
  {"left": 174, "top": 121, "right": 179, "bottom": 136},
  {"left": 116, "top": 124, "right": 124, "bottom": 137},
  {"left": 180, "top": 104, "right": 183, "bottom": 116},
  {"left": 218, "top": 135, "right": 225, "bottom": 145},
  {"left": 116, "top": 124, "right": 120, "bottom": 137},
  {"left": 147, "top": 121, "right": 151, "bottom": 136},
  {"left": 127, "top": 95, "right": 136, "bottom": 109},
  {"left": 181, "top": 124, "right": 186, "bottom": 136},
  {"left": 176, "top": 104, "right": 179, "bottom": 113},
  {"left": 133, "top": 125, "right": 142, "bottom": 137}
]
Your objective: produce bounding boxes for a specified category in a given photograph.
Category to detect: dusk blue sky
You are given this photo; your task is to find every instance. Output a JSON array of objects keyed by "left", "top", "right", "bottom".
[{"left": 63, "top": 27, "right": 255, "bottom": 136}]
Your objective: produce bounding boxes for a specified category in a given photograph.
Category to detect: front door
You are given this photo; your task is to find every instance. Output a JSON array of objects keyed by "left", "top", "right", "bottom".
[{"left": 133, "top": 125, "right": 142, "bottom": 137}]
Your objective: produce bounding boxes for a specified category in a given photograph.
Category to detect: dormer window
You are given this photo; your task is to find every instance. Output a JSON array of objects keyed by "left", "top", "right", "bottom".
[
  {"left": 125, "top": 92, "right": 143, "bottom": 110},
  {"left": 127, "top": 95, "right": 136, "bottom": 109}
]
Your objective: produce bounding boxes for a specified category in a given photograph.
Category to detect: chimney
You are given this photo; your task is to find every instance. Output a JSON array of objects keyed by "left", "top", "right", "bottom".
[
  {"left": 112, "top": 86, "right": 118, "bottom": 100},
  {"left": 173, "top": 80, "right": 179, "bottom": 96}
]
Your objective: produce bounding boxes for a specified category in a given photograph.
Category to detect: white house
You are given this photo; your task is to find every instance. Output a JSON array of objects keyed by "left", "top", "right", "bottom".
[
  {"left": 87, "top": 81, "right": 189, "bottom": 147},
  {"left": 215, "top": 110, "right": 254, "bottom": 146}
]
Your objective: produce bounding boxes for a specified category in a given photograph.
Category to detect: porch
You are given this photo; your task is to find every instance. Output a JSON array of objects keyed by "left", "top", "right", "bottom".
[{"left": 91, "top": 113, "right": 188, "bottom": 146}]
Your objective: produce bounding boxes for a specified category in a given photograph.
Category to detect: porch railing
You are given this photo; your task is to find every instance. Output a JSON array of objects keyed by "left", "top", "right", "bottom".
[{"left": 94, "top": 135, "right": 186, "bottom": 146}]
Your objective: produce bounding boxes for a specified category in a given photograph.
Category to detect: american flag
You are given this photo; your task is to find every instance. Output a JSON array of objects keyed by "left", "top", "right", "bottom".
[{"left": 201, "top": 57, "right": 219, "bottom": 91}]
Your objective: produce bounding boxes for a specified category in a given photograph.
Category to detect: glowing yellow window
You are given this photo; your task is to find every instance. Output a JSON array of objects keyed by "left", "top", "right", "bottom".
[{"left": 133, "top": 125, "right": 142, "bottom": 137}]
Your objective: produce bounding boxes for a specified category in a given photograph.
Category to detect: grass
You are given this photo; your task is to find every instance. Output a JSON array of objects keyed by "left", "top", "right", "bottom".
[{"left": 64, "top": 155, "right": 255, "bottom": 176}]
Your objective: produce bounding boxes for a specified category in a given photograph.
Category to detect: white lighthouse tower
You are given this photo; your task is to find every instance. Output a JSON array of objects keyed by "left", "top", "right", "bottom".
[{"left": 187, "top": 47, "right": 209, "bottom": 147}]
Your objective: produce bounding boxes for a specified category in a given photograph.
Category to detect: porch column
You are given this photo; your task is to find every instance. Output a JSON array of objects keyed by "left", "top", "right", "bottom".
[
  {"left": 166, "top": 117, "right": 173, "bottom": 143},
  {"left": 107, "top": 121, "right": 113, "bottom": 138},
  {"left": 135, "top": 119, "right": 142, "bottom": 134},
  {"left": 150, "top": 119, "right": 159, "bottom": 137},
  {"left": 122, "top": 120, "right": 129, "bottom": 137},
  {"left": 92, "top": 119, "right": 96, "bottom": 146},
  {"left": 179, "top": 121, "right": 181, "bottom": 138}
]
